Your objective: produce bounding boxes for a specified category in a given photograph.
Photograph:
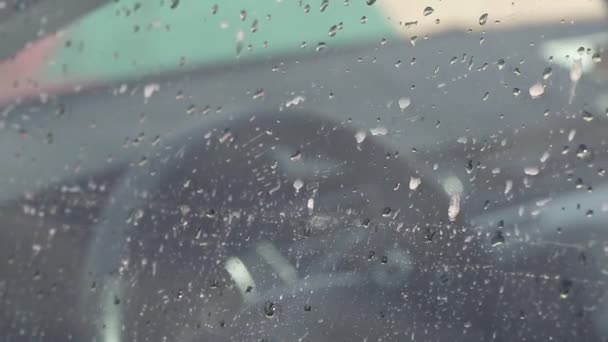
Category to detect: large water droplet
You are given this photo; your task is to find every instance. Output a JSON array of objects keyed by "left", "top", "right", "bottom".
[
  {"left": 491, "top": 231, "right": 505, "bottom": 246},
  {"left": 423, "top": 6, "right": 434, "bottom": 16},
  {"left": 576, "top": 144, "right": 592, "bottom": 161},
  {"left": 398, "top": 97, "right": 411, "bottom": 110},
  {"left": 478, "top": 13, "right": 488, "bottom": 26},
  {"left": 559, "top": 279, "right": 573, "bottom": 299},
  {"left": 529, "top": 82, "right": 544, "bottom": 98},
  {"left": 582, "top": 110, "right": 594, "bottom": 122},
  {"left": 328, "top": 24, "right": 339, "bottom": 37},
  {"left": 264, "top": 301, "right": 276, "bottom": 317}
]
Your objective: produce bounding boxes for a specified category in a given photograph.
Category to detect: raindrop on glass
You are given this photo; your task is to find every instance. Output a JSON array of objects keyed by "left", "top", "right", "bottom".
[{"left": 479, "top": 13, "right": 488, "bottom": 26}]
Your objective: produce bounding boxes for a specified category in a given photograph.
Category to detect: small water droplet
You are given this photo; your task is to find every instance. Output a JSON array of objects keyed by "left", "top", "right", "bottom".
[
  {"left": 304, "top": 304, "right": 312, "bottom": 311},
  {"left": 592, "top": 53, "right": 602, "bottom": 63},
  {"left": 478, "top": 13, "right": 488, "bottom": 26},
  {"left": 366, "top": 0, "right": 376, "bottom": 5},
  {"left": 423, "top": 6, "right": 434, "bottom": 16},
  {"left": 360, "top": 16, "right": 368, "bottom": 24},
  {"left": 381, "top": 255, "right": 388, "bottom": 263},
  {"left": 316, "top": 42, "right": 327, "bottom": 52}
]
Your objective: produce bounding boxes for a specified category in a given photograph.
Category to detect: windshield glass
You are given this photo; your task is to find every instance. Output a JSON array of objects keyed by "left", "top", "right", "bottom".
[{"left": 1, "top": 1, "right": 608, "bottom": 341}]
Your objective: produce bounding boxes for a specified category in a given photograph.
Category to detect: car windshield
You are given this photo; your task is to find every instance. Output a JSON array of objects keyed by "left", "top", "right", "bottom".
[{"left": 2, "top": 1, "right": 608, "bottom": 341}]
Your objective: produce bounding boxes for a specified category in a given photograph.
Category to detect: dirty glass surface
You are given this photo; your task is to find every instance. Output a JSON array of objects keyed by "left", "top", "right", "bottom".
[{"left": 1, "top": 0, "right": 608, "bottom": 341}]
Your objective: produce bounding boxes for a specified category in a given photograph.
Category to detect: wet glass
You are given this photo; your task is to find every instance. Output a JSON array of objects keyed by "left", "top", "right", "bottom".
[{"left": 1, "top": 1, "right": 608, "bottom": 341}]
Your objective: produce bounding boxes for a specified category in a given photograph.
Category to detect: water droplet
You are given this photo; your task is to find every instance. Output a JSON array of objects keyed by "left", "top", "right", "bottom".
[
  {"left": 264, "top": 301, "right": 276, "bottom": 317},
  {"left": 366, "top": 0, "right": 376, "bottom": 5},
  {"left": 398, "top": 97, "right": 411, "bottom": 110},
  {"left": 381, "top": 255, "right": 388, "bottom": 263},
  {"left": 448, "top": 195, "right": 460, "bottom": 222},
  {"left": 252, "top": 88, "right": 265, "bottom": 99},
  {"left": 328, "top": 24, "right": 339, "bottom": 37},
  {"left": 524, "top": 166, "right": 539, "bottom": 176},
  {"left": 559, "top": 279, "right": 573, "bottom": 299},
  {"left": 143, "top": 83, "right": 160, "bottom": 99},
  {"left": 576, "top": 144, "right": 592, "bottom": 161},
  {"left": 290, "top": 150, "right": 302, "bottom": 160},
  {"left": 582, "top": 110, "right": 594, "bottom": 122},
  {"left": 409, "top": 176, "right": 421, "bottom": 190},
  {"left": 491, "top": 231, "right": 505, "bottom": 246},
  {"left": 593, "top": 53, "right": 602, "bottom": 63},
  {"left": 382, "top": 207, "right": 392, "bottom": 217},
  {"left": 293, "top": 179, "right": 304, "bottom": 193},
  {"left": 360, "top": 16, "right": 368, "bottom": 24},
  {"left": 478, "top": 13, "right": 488, "bottom": 26},
  {"left": 513, "top": 67, "right": 521, "bottom": 76},
  {"left": 320, "top": 0, "right": 329, "bottom": 12},
  {"left": 239, "top": 10, "right": 247, "bottom": 21},
  {"left": 354, "top": 130, "right": 367, "bottom": 144},
  {"left": 497, "top": 59, "right": 505, "bottom": 69},
  {"left": 465, "top": 159, "right": 474, "bottom": 173},
  {"left": 542, "top": 67, "right": 553, "bottom": 80},
  {"left": 423, "top": 6, "right": 434, "bottom": 16},
  {"left": 307, "top": 198, "right": 315, "bottom": 211},
  {"left": 529, "top": 82, "right": 544, "bottom": 98},
  {"left": 579, "top": 46, "right": 589, "bottom": 56},
  {"left": 504, "top": 180, "right": 513, "bottom": 195},
  {"left": 370, "top": 126, "right": 388, "bottom": 136},
  {"left": 316, "top": 42, "right": 327, "bottom": 52},
  {"left": 570, "top": 59, "right": 583, "bottom": 82},
  {"left": 304, "top": 304, "right": 312, "bottom": 311}
]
